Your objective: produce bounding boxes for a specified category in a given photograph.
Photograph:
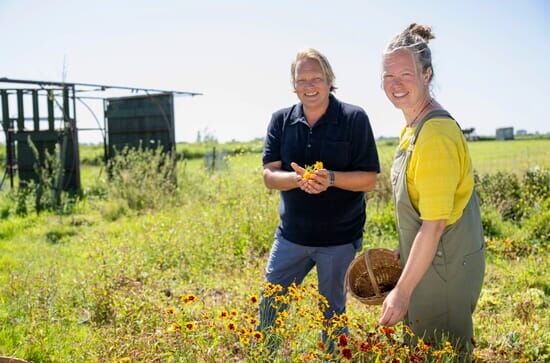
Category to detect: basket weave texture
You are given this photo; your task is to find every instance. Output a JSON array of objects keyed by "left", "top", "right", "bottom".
[
  {"left": 345, "top": 248, "right": 402, "bottom": 305},
  {"left": 0, "top": 357, "right": 29, "bottom": 363}
]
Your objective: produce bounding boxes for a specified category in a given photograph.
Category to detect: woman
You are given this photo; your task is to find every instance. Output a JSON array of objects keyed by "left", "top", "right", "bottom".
[{"left": 378, "top": 23, "right": 485, "bottom": 354}]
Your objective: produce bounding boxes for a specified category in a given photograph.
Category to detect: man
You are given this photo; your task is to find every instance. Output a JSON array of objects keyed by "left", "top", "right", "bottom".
[{"left": 260, "top": 48, "right": 380, "bottom": 348}]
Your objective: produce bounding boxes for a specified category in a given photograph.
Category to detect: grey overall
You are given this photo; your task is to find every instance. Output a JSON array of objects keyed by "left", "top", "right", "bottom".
[{"left": 390, "top": 110, "right": 485, "bottom": 352}]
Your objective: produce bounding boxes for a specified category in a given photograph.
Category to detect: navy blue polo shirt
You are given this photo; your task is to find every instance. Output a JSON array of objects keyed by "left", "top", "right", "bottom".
[{"left": 263, "top": 94, "right": 380, "bottom": 246}]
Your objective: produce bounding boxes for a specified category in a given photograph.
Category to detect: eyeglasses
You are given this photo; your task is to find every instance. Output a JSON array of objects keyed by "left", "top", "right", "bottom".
[{"left": 294, "top": 77, "right": 326, "bottom": 87}]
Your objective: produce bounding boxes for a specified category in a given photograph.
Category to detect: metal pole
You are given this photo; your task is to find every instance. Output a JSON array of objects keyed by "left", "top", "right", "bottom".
[
  {"left": 71, "top": 84, "right": 81, "bottom": 190},
  {"left": 47, "top": 90, "right": 54, "bottom": 130},
  {"left": 1, "top": 90, "right": 9, "bottom": 131},
  {"left": 16, "top": 90, "right": 24, "bottom": 130},
  {"left": 32, "top": 90, "right": 39, "bottom": 131}
]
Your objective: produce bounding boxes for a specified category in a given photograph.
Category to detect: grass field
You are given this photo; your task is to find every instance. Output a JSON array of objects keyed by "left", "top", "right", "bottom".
[{"left": 0, "top": 139, "right": 548, "bottom": 362}]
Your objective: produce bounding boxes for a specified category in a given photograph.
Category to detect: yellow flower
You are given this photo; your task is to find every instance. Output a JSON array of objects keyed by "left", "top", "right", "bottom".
[
  {"left": 404, "top": 324, "right": 415, "bottom": 337},
  {"left": 249, "top": 294, "right": 259, "bottom": 304},
  {"left": 167, "top": 322, "right": 181, "bottom": 333},
  {"left": 444, "top": 341, "right": 455, "bottom": 354},
  {"left": 252, "top": 331, "right": 263, "bottom": 341},
  {"left": 219, "top": 310, "right": 229, "bottom": 319},
  {"left": 181, "top": 293, "right": 197, "bottom": 305},
  {"left": 184, "top": 321, "right": 195, "bottom": 331},
  {"left": 248, "top": 317, "right": 259, "bottom": 326},
  {"left": 165, "top": 307, "right": 175, "bottom": 316},
  {"left": 314, "top": 161, "right": 324, "bottom": 170},
  {"left": 227, "top": 321, "right": 237, "bottom": 331},
  {"left": 230, "top": 309, "right": 238, "bottom": 317}
]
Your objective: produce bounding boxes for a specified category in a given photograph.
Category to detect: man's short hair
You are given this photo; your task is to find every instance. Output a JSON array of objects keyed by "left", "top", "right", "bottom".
[{"left": 291, "top": 48, "right": 337, "bottom": 92}]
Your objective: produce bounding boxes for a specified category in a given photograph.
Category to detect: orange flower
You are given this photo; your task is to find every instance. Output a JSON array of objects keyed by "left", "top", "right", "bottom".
[{"left": 317, "top": 341, "right": 326, "bottom": 351}]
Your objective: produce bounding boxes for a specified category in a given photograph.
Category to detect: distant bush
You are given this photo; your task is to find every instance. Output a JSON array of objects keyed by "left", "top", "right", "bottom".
[
  {"left": 107, "top": 146, "right": 177, "bottom": 211},
  {"left": 481, "top": 206, "right": 506, "bottom": 239},
  {"left": 476, "top": 171, "right": 522, "bottom": 221},
  {"left": 365, "top": 203, "right": 398, "bottom": 243},
  {"left": 522, "top": 198, "right": 550, "bottom": 247},
  {"left": 367, "top": 168, "right": 392, "bottom": 206}
]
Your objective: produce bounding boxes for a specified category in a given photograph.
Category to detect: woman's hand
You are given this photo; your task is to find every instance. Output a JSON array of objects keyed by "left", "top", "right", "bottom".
[
  {"left": 378, "top": 286, "right": 411, "bottom": 326},
  {"left": 392, "top": 249, "right": 400, "bottom": 261}
]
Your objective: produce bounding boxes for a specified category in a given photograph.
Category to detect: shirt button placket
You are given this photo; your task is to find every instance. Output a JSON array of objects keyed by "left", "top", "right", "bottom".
[{"left": 306, "top": 128, "right": 312, "bottom": 160}]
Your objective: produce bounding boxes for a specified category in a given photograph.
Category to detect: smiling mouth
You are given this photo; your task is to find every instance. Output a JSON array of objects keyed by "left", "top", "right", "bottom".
[
  {"left": 393, "top": 92, "right": 408, "bottom": 98},
  {"left": 304, "top": 92, "right": 319, "bottom": 97}
]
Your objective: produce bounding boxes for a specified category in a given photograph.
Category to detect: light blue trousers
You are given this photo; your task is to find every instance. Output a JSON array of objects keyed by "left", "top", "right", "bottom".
[{"left": 259, "top": 234, "right": 362, "bottom": 341}]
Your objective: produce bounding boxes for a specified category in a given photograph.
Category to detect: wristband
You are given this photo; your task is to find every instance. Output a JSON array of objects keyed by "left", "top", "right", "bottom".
[{"left": 328, "top": 170, "right": 335, "bottom": 187}]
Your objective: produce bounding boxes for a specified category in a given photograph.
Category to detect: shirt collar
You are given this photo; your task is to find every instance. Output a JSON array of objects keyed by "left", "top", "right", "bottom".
[{"left": 290, "top": 94, "right": 340, "bottom": 126}]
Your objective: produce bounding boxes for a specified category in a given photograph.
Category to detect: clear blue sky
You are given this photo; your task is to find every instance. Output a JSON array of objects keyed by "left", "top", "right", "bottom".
[{"left": 1, "top": 0, "right": 548, "bottom": 143}]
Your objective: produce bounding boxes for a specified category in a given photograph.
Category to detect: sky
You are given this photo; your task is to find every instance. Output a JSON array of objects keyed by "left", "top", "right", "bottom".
[{"left": 1, "top": 0, "right": 549, "bottom": 144}]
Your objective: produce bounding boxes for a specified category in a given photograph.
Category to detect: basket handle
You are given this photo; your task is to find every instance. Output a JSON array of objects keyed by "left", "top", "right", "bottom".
[{"left": 364, "top": 250, "right": 381, "bottom": 298}]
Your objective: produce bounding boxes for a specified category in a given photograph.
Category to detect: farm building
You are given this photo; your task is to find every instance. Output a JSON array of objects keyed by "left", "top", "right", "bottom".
[{"left": 496, "top": 127, "right": 514, "bottom": 140}]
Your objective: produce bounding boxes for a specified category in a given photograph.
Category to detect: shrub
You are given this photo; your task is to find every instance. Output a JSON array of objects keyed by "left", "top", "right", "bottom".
[
  {"left": 518, "top": 167, "right": 550, "bottom": 219},
  {"left": 476, "top": 171, "right": 522, "bottom": 221},
  {"left": 522, "top": 198, "right": 550, "bottom": 247},
  {"left": 107, "top": 146, "right": 177, "bottom": 211},
  {"left": 481, "top": 206, "right": 506, "bottom": 239},
  {"left": 365, "top": 203, "right": 398, "bottom": 243}
]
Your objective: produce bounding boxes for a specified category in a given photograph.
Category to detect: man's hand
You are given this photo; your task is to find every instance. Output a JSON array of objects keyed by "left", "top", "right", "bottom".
[{"left": 291, "top": 162, "right": 330, "bottom": 194}]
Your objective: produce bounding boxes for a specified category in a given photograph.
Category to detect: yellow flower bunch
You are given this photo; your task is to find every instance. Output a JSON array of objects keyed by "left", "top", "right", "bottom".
[{"left": 302, "top": 161, "right": 324, "bottom": 180}]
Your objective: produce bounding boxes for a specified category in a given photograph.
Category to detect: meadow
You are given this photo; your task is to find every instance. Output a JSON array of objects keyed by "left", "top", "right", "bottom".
[{"left": 0, "top": 138, "right": 548, "bottom": 362}]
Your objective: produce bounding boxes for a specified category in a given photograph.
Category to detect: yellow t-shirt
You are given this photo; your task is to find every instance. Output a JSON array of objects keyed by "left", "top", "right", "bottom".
[{"left": 399, "top": 118, "right": 474, "bottom": 225}]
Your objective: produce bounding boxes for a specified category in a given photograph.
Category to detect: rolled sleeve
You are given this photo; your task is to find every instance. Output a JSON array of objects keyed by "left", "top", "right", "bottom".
[{"left": 262, "top": 113, "right": 283, "bottom": 165}]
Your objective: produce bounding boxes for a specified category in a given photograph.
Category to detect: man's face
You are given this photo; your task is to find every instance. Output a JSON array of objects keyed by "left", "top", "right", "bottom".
[{"left": 293, "top": 58, "right": 331, "bottom": 112}]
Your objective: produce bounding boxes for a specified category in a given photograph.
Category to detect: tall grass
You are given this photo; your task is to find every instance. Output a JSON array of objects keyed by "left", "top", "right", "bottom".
[{"left": 0, "top": 143, "right": 548, "bottom": 362}]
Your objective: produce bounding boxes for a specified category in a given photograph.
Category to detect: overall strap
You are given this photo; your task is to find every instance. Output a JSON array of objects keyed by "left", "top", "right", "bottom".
[{"left": 409, "top": 109, "right": 454, "bottom": 150}]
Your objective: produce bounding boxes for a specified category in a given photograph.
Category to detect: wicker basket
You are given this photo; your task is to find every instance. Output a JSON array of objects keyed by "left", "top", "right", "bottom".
[
  {"left": 0, "top": 357, "right": 29, "bottom": 363},
  {"left": 345, "top": 248, "right": 402, "bottom": 305}
]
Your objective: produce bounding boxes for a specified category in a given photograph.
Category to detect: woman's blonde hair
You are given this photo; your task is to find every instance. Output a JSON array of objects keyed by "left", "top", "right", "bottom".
[{"left": 385, "top": 23, "right": 436, "bottom": 83}]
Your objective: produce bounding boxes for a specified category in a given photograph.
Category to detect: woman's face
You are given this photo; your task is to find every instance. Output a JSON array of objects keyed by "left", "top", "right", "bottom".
[{"left": 382, "top": 48, "right": 430, "bottom": 113}]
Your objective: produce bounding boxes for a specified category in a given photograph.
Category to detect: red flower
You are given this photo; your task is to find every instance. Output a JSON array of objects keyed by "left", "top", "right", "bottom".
[
  {"left": 341, "top": 347, "right": 353, "bottom": 360},
  {"left": 381, "top": 326, "right": 396, "bottom": 338},
  {"left": 409, "top": 352, "right": 424, "bottom": 363},
  {"left": 359, "top": 341, "right": 371, "bottom": 353},
  {"left": 338, "top": 334, "right": 348, "bottom": 347}
]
